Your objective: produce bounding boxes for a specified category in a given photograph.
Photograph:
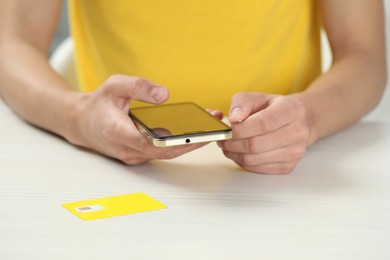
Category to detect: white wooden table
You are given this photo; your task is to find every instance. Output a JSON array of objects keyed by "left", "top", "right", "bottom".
[{"left": 1, "top": 100, "right": 390, "bottom": 260}]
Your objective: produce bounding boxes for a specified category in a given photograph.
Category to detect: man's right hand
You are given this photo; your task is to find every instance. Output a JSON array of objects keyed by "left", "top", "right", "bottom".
[{"left": 66, "top": 75, "right": 207, "bottom": 165}]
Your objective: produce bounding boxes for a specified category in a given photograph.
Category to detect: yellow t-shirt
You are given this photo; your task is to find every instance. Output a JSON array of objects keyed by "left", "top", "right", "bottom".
[{"left": 69, "top": 0, "right": 321, "bottom": 113}]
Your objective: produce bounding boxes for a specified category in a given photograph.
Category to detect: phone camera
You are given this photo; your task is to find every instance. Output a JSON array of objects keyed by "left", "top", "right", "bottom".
[{"left": 185, "top": 139, "right": 191, "bottom": 144}]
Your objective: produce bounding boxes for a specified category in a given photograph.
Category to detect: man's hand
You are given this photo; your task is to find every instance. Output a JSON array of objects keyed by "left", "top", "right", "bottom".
[
  {"left": 218, "top": 92, "right": 311, "bottom": 174},
  {"left": 67, "top": 75, "right": 207, "bottom": 165}
]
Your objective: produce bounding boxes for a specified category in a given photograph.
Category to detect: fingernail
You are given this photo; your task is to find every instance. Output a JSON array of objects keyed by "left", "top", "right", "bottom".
[
  {"left": 230, "top": 106, "right": 244, "bottom": 123},
  {"left": 210, "top": 110, "right": 218, "bottom": 116},
  {"left": 230, "top": 106, "right": 243, "bottom": 117},
  {"left": 151, "top": 86, "right": 165, "bottom": 101}
]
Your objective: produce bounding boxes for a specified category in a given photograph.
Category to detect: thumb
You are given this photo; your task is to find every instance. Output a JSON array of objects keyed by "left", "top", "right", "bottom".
[
  {"left": 105, "top": 75, "right": 169, "bottom": 104},
  {"left": 228, "top": 92, "right": 269, "bottom": 123}
]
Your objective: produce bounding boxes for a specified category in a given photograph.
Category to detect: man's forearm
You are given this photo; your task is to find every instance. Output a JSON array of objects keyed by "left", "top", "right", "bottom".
[
  {"left": 294, "top": 51, "right": 387, "bottom": 145},
  {"left": 0, "top": 41, "right": 82, "bottom": 140}
]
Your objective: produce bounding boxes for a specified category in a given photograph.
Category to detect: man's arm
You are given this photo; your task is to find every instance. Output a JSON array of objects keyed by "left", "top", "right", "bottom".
[
  {"left": 219, "top": 0, "right": 387, "bottom": 174},
  {"left": 0, "top": 0, "right": 206, "bottom": 164},
  {"left": 296, "top": 0, "right": 387, "bottom": 144},
  {"left": 0, "top": 0, "right": 74, "bottom": 136}
]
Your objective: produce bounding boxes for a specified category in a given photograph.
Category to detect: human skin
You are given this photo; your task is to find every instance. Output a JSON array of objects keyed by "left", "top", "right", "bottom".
[
  {"left": 217, "top": 0, "right": 387, "bottom": 174},
  {"left": 0, "top": 1, "right": 207, "bottom": 165},
  {"left": 0, "top": 0, "right": 387, "bottom": 173}
]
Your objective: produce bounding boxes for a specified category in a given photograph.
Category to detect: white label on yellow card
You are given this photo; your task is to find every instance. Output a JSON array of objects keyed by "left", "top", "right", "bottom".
[{"left": 62, "top": 193, "right": 167, "bottom": 221}]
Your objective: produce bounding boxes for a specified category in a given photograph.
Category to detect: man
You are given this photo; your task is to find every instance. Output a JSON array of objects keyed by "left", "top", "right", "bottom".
[{"left": 0, "top": 0, "right": 387, "bottom": 174}]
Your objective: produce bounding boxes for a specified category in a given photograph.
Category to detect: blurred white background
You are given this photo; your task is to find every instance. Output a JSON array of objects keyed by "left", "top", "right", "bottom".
[{"left": 363, "top": 1, "right": 390, "bottom": 121}]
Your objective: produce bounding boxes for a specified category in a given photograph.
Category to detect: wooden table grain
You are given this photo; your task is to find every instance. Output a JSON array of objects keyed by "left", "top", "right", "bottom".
[{"left": 1, "top": 101, "right": 390, "bottom": 260}]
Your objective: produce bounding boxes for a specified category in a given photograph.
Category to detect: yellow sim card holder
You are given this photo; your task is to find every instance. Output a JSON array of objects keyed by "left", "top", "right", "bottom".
[{"left": 62, "top": 192, "right": 167, "bottom": 221}]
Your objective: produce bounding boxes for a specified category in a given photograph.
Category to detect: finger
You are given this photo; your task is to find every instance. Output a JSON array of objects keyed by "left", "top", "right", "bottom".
[
  {"left": 228, "top": 92, "right": 269, "bottom": 123},
  {"left": 98, "top": 114, "right": 152, "bottom": 158},
  {"left": 205, "top": 109, "right": 224, "bottom": 120},
  {"left": 109, "top": 111, "right": 209, "bottom": 159},
  {"left": 104, "top": 75, "right": 169, "bottom": 104},
  {"left": 111, "top": 120, "right": 207, "bottom": 162},
  {"left": 116, "top": 146, "right": 150, "bottom": 165},
  {"left": 153, "top": 142, "right": 209, "bottom": 160},
  {"left": 230, "top": 97, "right": 305, "bottom": 139},
  {"left": 114, "top": 117, "right": 164, "bottom": 154},
  {"left": 219, "top": 122, "right": 309, "bottom": 154},
  {"left": 117, "top": 141, "right": 208, "bottom": 163},
  {"left": 242, "top": 162, "right": 298, "bottom": 175},
  {"left": 222, "top": 143, "right": 306, "bottom": 167}
]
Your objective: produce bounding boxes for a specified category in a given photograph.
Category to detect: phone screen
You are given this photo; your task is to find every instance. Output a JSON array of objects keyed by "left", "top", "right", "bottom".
[{"left": 129, "top": 102, "right": 231, "bottom": 139}]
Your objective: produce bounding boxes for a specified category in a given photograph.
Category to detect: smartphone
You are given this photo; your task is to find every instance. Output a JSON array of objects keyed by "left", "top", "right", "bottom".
[{"left": 129, "top": 102, "right": 232, "bottom": 147}]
